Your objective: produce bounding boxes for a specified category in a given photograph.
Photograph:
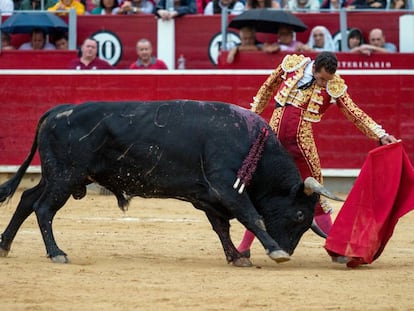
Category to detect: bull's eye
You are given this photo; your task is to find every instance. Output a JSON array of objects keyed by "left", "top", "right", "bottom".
[{"left": 296, "top": 210, "right": 305, "bottom": 223}]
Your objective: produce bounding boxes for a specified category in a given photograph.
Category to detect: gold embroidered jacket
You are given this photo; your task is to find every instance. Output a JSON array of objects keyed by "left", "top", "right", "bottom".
[{"left": 251, "top": 54, "right": 387, "bottom": 140}]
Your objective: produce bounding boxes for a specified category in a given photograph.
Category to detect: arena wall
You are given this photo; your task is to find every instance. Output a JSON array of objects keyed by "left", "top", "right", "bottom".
[{"left": 0, "top": 69, "right": 413, "bottom": 167}]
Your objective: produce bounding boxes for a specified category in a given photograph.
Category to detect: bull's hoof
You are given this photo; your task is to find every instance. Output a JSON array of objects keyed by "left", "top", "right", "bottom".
[
  {"left": 0, "top": 248, "right": 9, "bottom": 257},
  {"left": 50, "top": 255, "right": 69, "bottom": 264},
  {"left": 232, "top": 257, "right": 253, "bottom": 267},
  {"left": 268, "top": 250, "right": 290, "bottom": 263},
  {"left": 239, "top": 249, "right": 251, "bottom": 258}
]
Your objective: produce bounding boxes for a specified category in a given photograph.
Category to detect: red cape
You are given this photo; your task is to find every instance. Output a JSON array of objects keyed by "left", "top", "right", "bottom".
[{"left": 325, "top": 141, "right": 414, "bottom": 267}]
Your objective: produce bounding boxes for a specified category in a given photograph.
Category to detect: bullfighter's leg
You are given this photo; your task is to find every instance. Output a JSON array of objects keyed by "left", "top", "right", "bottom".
[
  {"left": 0, "top": 181, "right": 45, "bottom": 257},
  {"left": 277, "top": 109, "right": 332, "bottom": 236},
  {"left": 33, "top": 187, "right": 71, "bottom": 263},
  {"left": 237, "top": 230, "right": 255, "bottom": 256}
]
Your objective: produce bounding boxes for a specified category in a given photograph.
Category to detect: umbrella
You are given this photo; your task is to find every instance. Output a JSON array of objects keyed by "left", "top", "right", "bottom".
[
  {"left": 0, "top": 12, "right": 68, "bottom": 34},
  {"left": 228, "top": 9, "right": 307, "bottom": 34}
]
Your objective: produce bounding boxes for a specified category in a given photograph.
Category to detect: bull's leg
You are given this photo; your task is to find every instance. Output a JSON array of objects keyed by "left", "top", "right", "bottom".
[
  {"left": 203, "top": 210, "right": 253, "bottom": 267},
  {"left": 221, "top": 194, "right": 290, "bottom": 263},
  {"left": 0, "top": 182, "right": 45, "bottom": 257},
  {"left": 33, "top": 189, "right": 71, "bottom": 263}
]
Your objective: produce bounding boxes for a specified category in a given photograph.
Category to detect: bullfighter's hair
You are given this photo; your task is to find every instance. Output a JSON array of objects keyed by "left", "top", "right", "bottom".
[{"left": 233, "top": 127, "right": 269, "bottom": 194}]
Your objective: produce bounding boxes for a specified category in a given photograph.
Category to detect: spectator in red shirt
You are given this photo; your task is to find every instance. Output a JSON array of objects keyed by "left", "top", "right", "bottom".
[
  {"left": 129, "top": 38, "right": 168, "bottom": 70},
  {"left": 68, "top": 37, "right": 113, "bottom": 70}
]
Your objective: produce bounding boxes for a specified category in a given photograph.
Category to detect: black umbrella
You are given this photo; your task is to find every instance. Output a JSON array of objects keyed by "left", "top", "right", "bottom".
[
  {"left": 0, "top": 12, "right": 68, "bottom": 34},
  {"left": 228, "top": 9, "right": 307, "bottom": 34}
]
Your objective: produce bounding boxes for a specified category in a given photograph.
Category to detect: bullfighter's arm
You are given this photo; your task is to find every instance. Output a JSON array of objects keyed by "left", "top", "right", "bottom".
[
  {"left": 250, "top": 65, "right": 284, "bottom": 115},
  {"left": 336, "top": 93, "right": 388, "bottom": 140}
]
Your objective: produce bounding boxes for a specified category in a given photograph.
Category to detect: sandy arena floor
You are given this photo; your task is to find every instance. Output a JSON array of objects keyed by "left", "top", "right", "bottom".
[{"left": 0, "top": 190, "right": 413, "bottom": 311}]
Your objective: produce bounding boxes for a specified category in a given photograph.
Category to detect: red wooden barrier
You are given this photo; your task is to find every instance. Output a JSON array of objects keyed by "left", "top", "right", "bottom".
[
  {"left": 0, "top": 50, "right": 78, "bottom": 69},
  {"left": 0, "top": 70, "right": 413, "bottom": 169}
]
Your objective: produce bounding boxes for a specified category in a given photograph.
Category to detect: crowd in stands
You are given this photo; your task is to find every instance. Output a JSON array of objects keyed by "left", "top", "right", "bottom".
[
  {"left": 0, "top": 0, "right": 410, "bottom": 67},
  {"left": 226, "top": 24, "right": 397, "bottom": 63},
  {"left": 3, "top": 0, "right": 412, "bottom": 14},
  {"left": 0, "top": 22, "right": 401, "bottom": 68}
]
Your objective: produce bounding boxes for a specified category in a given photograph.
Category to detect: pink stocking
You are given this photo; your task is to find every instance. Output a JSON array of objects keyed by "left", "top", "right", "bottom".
[
  {"left": 237, "top": 230, "right": 256, "bottom": 252},
  {"left": 314, "top": 213, "right": 333, "bottom": 236}
]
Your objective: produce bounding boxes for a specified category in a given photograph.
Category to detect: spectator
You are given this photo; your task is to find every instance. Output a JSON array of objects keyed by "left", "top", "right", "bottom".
[
  {"left": 351, "top": 28, "right": 396, "bottom": 54},
  {"left": 347, "top": 28, "right": 364, "bottom": 50},
  {"left": 18, "top": 0, "right": 56, "bottom": 10},
  {"left": 285, "top": 0, "right": 320, "bottom": 11},
  {"left": 83, "top": 0, "right": 97, "bottom": 12},
  {"left": 245, "top": 0, "right": 280, "bottom": 9},
  {"left": 347, "top": 0, "right": 386, "bottom": 9},
  {"left": 129, "top": 38, "right": 168, "bottom": 69},
  {"left": 0, "top": 0, "right": 13, "bottom": 13},
  {"left": 91, "top": 0, "right": 120, "bottom": 14},
  {"left": 1, "top": 32, "right": 15, "bottom": 50},
  {"left": 154, "top": 0, "right": 196, "bottom": 20},
  {"left": 334, "top": 28, "right": 365, "bottom": 52},
  {"left": 48, "top": 0, "right": 86, "bottom": 15},
  {"left": 262, "top": 25, "right": 304, "bottom": 53},
  {"left": 117, "top": 0, "right": 154, "bottom": 14},
  {"left": 300, "top": 25, "right": 335, "bottom": 52},
  {"left": 68, "top": 38, "right": 113, "bottom": 70},
  {"left": 196, "top": 0, "right": 209, "bottom": 12},
  {"left": 53, "top": 32, "right": 69, "bottom": 50},
  {"left": 204, "top": 0, "right": 245, "bottom": 14},
  {"left": 320, "top": 0, "right": 347, "bottom": 10},
  {"left": 389, "top": 0, "right": 407, "bottom": 8},
  {"left": 226, "top": 26, "right": 262, "bottom": 64},
  {"left": 19, "top": 28, "right": 56, "bottom": 50}
]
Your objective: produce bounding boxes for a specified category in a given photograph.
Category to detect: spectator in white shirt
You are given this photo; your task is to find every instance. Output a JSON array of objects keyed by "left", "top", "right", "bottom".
[
  {"left": 204, "top": 0, "right": 245, "bottom": 14},
  {"left": 0, "top": 0, "right": 14, "bottom": 14},
  {"left": 286, "top": 0, "right": 320, "bottom": 11},
  {"left": 19, "top": 28, "right": 56, "bottom": 50}
]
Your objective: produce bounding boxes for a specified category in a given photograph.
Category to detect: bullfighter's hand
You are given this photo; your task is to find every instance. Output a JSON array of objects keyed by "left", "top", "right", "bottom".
[{"left": 380, "top": 135, "right": 398, "bottom": 145}]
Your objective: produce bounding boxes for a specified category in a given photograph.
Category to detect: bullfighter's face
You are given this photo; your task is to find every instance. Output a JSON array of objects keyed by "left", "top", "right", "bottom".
[{"left": 313, "top": 67, "right": 335, "bottom": 88}]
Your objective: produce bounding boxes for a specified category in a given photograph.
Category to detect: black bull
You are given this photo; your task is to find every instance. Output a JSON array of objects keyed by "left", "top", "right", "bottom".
[{"left": 0, "top": 100, "right": 337, "bottom": 266}]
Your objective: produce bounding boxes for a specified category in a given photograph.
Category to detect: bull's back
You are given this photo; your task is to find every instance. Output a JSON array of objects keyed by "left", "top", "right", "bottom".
[
  {"left": 38, "top": 101, "right": 271, "bottom": 188},
  {"left": 44, "top": 100, "right": 265, "bottom": 150}
]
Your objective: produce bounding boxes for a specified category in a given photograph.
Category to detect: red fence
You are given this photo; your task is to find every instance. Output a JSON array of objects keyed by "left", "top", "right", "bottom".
[
  {"left": 1, "top": 13, "right": 413, "bottom": 177},
  {"left": 0, "top": 69, "right": 413, "bottom": 169}
]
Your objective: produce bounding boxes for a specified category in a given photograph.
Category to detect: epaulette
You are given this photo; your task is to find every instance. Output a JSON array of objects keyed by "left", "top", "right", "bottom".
[
  {"left": 326, "top": 74, "right": 347, "bottom": 98},
  {"left": 281, "top": 54, "right": 311, "bottom": 73}
]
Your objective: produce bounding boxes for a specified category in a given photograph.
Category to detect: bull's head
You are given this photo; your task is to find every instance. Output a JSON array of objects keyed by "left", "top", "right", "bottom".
[
  {"left": 260, "top": 177, "right": 342, "bottom": 256},
  {"left": 303, "top": 177, "right": 344, "bottom": 238}
]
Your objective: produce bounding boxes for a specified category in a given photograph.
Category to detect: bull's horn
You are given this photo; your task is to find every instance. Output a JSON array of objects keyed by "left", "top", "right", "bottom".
[
  {"left": 303, "top": 177, "right": 344, "bottom": 202},
  {"left": 311, "top": 219, "right": 328, "bottom": 239}
]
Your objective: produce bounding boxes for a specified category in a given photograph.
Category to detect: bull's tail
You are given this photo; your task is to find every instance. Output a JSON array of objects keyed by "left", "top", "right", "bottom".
[{"left": 0, "top": 112, "right": 47, "bottom": 204}]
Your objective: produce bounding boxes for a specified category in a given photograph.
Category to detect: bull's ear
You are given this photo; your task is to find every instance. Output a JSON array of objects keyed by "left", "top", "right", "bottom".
[{"left": 303, "top": 177, "right": 344, "bottom": 201}]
